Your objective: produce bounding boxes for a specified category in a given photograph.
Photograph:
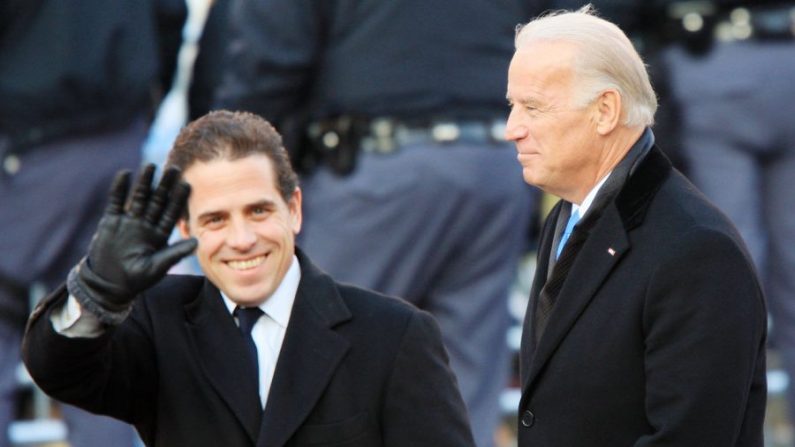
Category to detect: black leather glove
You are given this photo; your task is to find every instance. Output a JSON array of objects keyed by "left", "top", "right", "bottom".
[{"left": 67, "top": 164, "right": 198, "bottom": 325}]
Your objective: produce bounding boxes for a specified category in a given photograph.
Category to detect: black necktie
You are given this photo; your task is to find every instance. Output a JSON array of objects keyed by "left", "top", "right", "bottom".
[
  {"left": 534, "top": 210, "right": 595, "bottom": 348},
  {"left": 234, "top": 306, "right": 264, "bottom": 389}
]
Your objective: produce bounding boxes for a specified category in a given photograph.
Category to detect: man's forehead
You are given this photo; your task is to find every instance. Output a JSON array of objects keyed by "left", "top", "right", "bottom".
[
  {"left": 183, "top": 156, "right": 281, "bottom": 196},
  {"left": 509, "top": 46, "right": 576, "bottom": 93},
  {"left": 511, "top": 43, "right": 577, "bottom": 74},
  {"left": 182, "top": 153, "right": 275, "bottom": 176}
]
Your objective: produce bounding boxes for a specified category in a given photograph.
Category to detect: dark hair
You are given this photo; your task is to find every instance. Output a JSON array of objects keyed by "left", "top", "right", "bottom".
[{"left": 167, "top": 110, "right": 298, "bottom": 202}]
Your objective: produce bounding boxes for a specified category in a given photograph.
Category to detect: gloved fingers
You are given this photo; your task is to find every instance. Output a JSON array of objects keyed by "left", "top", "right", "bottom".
[
  {"left": 149, "top": 238, "right": 198, "bottom": 275},
  {"left": 158, "top": 181, "right": 191, "bottom": 235},
  {"left": 106, "top": 170, "right": 132, "bottom": 216},
  {"left": 127, "top": 164, "right": 156, "bottom": 218},
  {"left": 144, "top": 166, "right": 181, "bottom": 228}
]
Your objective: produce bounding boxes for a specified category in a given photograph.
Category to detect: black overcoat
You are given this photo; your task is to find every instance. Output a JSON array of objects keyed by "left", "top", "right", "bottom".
[
  {"left": 519, "top": 147, "right": 767, "bottom": 446},
  {"left": 23, "top": 252, "right": 474, "bottom": 447}
]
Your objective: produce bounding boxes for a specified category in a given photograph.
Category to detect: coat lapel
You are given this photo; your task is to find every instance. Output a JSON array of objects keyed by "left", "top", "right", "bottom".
[
  {"left": 257, "top": 253, "right": 352, "bottom": 447},
  {"left": 185, "top": 281, "right": 263, "bottom": 444},
  {"left": 521, "top": 146, "right": 672, "bottom": 397},
  {"left": 522, "top": 205, "right": 629, "bottom": 394},
  {"left": 520, "top": 200, "right": 560, "bottom": 378}
]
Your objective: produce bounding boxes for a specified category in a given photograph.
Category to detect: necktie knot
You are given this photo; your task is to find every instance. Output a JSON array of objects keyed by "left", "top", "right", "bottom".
[{"left": 235, "top": 306, "right": 264, "bottom": 336}]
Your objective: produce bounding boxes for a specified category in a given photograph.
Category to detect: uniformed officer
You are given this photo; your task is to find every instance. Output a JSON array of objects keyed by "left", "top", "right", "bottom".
[
  {"left": 658, "top": 0, "right": 795, "bottom": 426},
  {"left": 0, "top": 1, "right": 185, "bottom": 445}
]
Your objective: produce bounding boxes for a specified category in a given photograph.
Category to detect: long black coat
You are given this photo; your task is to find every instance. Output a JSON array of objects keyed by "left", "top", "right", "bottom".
[
  {"left": 518, "top": 147, "right": 767, "bottom": 446},
  {"left": 23, "top": 252, "right": 475, "bottom": 447}
]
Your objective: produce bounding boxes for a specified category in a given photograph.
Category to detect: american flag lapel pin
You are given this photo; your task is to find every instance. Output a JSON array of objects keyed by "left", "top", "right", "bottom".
[{"left": 607, "top": 247, "right": 616, "bottom": 256}]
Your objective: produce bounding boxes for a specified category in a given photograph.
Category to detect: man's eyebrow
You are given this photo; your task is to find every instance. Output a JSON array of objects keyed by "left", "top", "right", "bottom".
[
  {"left": 196, "top": 209, "right": 225, "bottom": 221},
  {"left": 507, "top": 95, "right": 542, "bottom": 107},
  {"left": 246, "top": 199, "right": 277, "bottom": 209},
  {"left": 195, "top": 198, "right": 280, "bottom": 220}
]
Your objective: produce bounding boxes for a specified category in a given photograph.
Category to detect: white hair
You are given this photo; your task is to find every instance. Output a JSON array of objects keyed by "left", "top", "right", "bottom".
[{"left": 515, "top": 4, "right": 657, "bottom": 127}]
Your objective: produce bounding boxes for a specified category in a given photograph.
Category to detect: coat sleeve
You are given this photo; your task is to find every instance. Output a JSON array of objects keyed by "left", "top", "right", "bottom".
[
  {"left": 381, "top": 309, "right": 476, "bottom": 447},
  {"left": 22, "top": 284, "right": 158, "bottom": 427},
  {"left": 635, "top": 226, "right": 767, "bottom": 446}
]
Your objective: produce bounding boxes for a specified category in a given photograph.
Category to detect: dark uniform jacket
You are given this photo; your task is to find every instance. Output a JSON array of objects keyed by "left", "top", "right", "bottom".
[
  {"left": 214, "top": 0, "right": 537, "bottom": 124},
  {"left": 0, "top": 0, "right": 185, "bottom": 327},
  {"left": 0, "top": 0, "right": 185, "bottom": 148}
]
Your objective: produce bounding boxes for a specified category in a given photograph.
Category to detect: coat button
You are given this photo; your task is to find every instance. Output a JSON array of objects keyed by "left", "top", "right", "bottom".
[{"left": 521, "top": 410, "right": 535, "bottom": 427}]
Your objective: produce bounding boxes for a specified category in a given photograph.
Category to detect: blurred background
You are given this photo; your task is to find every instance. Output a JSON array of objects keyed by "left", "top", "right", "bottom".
[{"left": 2, "top": 0, "right": 794, "bottom": 446}]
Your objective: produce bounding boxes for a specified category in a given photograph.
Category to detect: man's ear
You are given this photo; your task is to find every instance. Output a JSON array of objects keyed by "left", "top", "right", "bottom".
[
  {"left": 289, "top": 187, "right": 303, "bottom": 235},
  {"left": 177, "top": 218, "right": 191, "bottom": 238},
  {"left": 594, "top": 89, "right": 622, "bottom": 135}
]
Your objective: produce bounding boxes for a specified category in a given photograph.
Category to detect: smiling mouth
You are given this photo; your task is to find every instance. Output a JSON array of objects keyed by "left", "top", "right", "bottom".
[{"left": 227, "top": 255, "right": 266, "bottom": 271}]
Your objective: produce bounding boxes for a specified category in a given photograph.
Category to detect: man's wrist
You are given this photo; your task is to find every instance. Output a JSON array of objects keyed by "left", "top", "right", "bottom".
[
  {"left": 50, "top": 295, "right": 105, "bottom": 338},
  {"left": 67, "top": 261, "right": 134, "bottom": 325}
]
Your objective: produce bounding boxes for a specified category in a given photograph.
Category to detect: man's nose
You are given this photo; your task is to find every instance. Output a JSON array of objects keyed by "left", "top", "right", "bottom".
[
  {"left": 504, "top": 109, "right": 528, "bottom": 141},
  {"left": 227, "top": 220, "right": 257, "bottom": 250}
]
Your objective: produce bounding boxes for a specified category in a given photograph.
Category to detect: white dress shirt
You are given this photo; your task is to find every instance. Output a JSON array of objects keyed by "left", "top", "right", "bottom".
[
  {"left": 221, "top": 255, "right": 299, "bottom": 409},
  {"left": 572, "top": 171, "right": 611, "bottom": 218}
]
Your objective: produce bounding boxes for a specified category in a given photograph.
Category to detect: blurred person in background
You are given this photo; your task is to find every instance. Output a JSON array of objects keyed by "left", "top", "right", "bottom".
[
  {"left": 0, "top": 0, "right": 185, "bottom": 445},
  {"left": 654, "top": 0, "right": 795, "bottom": 426},
  {"left": 212, "top": 1, "right": 542, "bottom": 445}
]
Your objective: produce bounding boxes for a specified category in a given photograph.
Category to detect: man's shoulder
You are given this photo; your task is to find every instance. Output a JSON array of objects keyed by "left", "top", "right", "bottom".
[
  {"left": 330, "top": 281, "right": 436, "bottom": 342},
  {"left": 297, "top": 251, "right": 434, "bottom": 336},
  {"left": 298, "top": 250, "right": 422, "bottom": 320},
  {"left": 325, "top": 282, "right": 447, "bottom": 368},
  {"left": 653, "top": 170, "right": 743, "bottom": 235},
  {"left": 335, "top": 281, "right": 420, "bottom": 318},
  {"left": 639, "top": 171, "right": 755, "bottom": 265}
]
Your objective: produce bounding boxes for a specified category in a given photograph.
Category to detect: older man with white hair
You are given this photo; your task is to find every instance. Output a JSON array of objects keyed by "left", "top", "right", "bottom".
[{"left": 506, "top": 5, "right": 767, "bottom": 446}]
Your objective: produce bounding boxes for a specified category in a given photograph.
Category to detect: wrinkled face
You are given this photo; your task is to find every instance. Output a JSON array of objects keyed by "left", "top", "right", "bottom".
[
  {"left": 178, "top": 155, "right": 301, "bottom": 307},
  {"left": 505, "top": 41, "right": 600, "bottom": 201}
]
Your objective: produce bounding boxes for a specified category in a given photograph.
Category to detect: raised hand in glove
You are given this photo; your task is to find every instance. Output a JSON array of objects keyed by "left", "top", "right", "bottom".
[{"left": 67, "top": 164, "right": 198, "bottom": 325}]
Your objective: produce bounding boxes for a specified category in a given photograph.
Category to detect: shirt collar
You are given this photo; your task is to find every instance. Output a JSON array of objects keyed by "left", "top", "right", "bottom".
[
  {"left": 220, "top": 255, "right": 301, "bottom": 328},
  {"left": 573, "top": 172, "right": 610, "bottom": 218}
]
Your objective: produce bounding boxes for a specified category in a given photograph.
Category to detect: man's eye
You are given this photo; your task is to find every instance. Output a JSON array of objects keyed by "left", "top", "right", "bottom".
[{"left": 209, "top": 215, "right": 223, "bottom": 223}]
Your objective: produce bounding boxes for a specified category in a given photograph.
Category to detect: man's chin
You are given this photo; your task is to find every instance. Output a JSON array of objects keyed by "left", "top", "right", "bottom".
[{"left": 522, "top": 170, "right": 542, "bottom": 188}]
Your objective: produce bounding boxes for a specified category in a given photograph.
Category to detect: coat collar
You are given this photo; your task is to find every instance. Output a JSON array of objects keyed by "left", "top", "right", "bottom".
[
  {"left": 257, "top": 249, "right": 352, "bottom": 447},
  {"left": 184, "top": 280, "right": 263, "bottom": 443},
  {"left": 521, "top": 141, "right": 672, "bottom": 401},
  {"left": 183, "top": 249, "right": 352, "bottom": 446}
]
